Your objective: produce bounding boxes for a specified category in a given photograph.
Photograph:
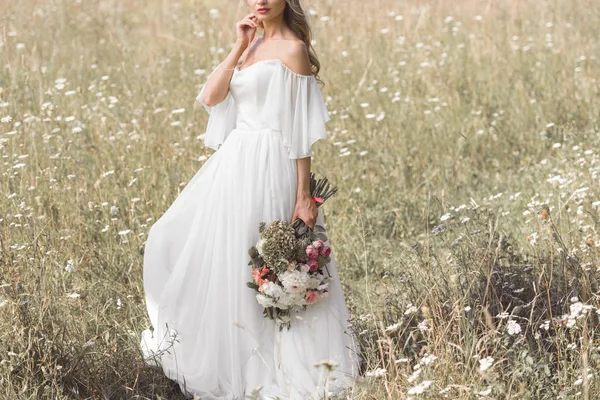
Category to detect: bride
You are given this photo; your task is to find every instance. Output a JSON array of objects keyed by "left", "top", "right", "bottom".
[{"left": 140, "top": 1, "right": 362, "bottom": 398}]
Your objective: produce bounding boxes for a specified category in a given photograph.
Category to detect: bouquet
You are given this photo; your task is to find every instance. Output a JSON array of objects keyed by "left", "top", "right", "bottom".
[{"left": 246, "top": 172, "right": 338, "bottom": 331}]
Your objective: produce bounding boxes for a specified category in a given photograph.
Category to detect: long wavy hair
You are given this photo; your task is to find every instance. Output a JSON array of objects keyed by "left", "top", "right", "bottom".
[
  {"left": 238, "top": 0, "right": 324, "bottom": 86},
  {"left": 283, "top": 0, "right": 323, "bottom": 85}
]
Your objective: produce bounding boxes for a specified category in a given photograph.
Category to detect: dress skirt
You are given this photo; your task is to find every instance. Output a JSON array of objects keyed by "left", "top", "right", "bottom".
[{"left": 141, "top": 127, "right": 361, "bottom": 399}]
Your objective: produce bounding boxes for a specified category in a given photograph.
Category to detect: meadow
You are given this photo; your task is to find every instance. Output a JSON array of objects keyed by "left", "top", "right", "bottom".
[{"left": 1, "top": 0, "right": 600, "bottom": 398}]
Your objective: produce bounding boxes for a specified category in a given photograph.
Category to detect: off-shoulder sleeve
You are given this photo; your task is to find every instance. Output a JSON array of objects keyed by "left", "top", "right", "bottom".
[
  {"left": 258, "top": 64, "right": 331, "bottom": 159},
  {"left": 195, "top": 62, "right": 237, "bottom": 151}
]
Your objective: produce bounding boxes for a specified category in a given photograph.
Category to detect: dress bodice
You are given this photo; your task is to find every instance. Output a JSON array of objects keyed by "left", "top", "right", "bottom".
[
  {"left": 229, "top": 59, "right": 312, "bottom": 131},
  {"left": 196, "top": 58, "right": 331, "bottom": 159}
]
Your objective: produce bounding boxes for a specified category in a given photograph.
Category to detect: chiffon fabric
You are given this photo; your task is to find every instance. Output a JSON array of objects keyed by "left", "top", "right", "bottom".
[{"left": 140, "top": 59, "right": 362, "bottom": 399}]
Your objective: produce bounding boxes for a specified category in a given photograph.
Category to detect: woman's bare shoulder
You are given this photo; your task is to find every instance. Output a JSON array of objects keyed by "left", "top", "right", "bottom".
[{"left": 280, "top": 40, "right": 311, "bottom": 76}]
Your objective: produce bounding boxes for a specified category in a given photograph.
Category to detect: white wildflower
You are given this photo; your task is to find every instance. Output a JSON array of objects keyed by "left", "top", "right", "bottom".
[
  {"left": 65, "top": 259, "right": 75, "bottom": 272},
  {"left": 407, "top": 368, "right": 422, "bottom": 383},
  {"left": 404, "top": 304, "right": 418, "bottom": 315},
  {"left": 507, "top": 319, "right": 521, "bottom": 335},
  {"left": 407, "top": 380, "right": 432, "bottom": 395},
  {"left": 365, "top": 368, "right": 387, "bottom": 378},
  {"left": 420, "top": 353, "right": 437, "bottom": 365},
  {"left": 479, "top": 386, "right": 492, "bottom": 395},
  {"left": 385, "top": 322, "right": 402, "bottom": 333},
  {"left": 479, "top": 356, "right": 494, "bottom": 372},
  {"left": 418, "top": 319, "right": 432, "bottom": 332}
]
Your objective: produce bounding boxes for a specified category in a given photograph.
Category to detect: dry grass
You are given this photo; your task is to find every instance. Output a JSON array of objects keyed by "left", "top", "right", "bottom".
[{"left": 1, "top": 0, "right": 600, "bottom": 398}]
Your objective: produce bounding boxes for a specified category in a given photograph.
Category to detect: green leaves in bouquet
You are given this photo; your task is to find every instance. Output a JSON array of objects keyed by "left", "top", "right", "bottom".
[
  {"left": 247, "top": 245, "right": 263, "bottom": 268},
  {"left": 246, "top": 282, "right": 259, "bottom": 290},
  {"left": 263, "top": 307, "right": 291, "bottom": 331},
  {"left": 258, "top": 221, "right": 266, "bottom": 234},
  {"left": 312, "top": 222, "right": 329, "bottom": 243}
]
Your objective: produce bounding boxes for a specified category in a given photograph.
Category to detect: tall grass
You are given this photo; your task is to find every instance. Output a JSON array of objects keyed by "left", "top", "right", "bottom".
[{"left": 1, "top": 0, "right": 599, "bottom": 398}]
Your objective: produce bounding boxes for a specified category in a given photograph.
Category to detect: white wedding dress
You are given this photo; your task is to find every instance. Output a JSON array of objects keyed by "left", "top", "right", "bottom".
[{"left": 140, "top": 58, "right": 362, "bottom": 400}]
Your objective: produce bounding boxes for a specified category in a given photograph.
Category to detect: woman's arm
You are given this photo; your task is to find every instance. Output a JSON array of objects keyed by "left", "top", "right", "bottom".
[
  {"left": 202, "top": 13, "right": 263, "bottom": 107},
  {"left": 201, "top": 40, "right": 246, "bottom": 107},
  {"left": 286, "top": 41, "right": 318, "bottom": 229},
  {"left": 293, "top": 156, "right": 318, "bottom": 229}
]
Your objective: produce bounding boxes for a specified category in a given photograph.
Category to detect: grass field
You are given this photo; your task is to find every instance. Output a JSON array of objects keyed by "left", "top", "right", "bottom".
[{"left": 1, "top": 0, "right": 600, "bottom": 398}]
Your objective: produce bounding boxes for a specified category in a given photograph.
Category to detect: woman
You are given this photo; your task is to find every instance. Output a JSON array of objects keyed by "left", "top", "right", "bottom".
[{"left": 140, "top": 1, "right": 362, "bottom": 398}]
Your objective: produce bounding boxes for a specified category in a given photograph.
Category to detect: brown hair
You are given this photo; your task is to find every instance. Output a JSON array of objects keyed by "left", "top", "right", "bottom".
[{"left": 283, "top": 0, "right": 324, "bottom": 85}]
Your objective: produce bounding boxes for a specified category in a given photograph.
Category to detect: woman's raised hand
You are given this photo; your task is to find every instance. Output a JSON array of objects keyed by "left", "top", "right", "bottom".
[{"left": 236, "top": 13, "right": 263, "bottom": 46}]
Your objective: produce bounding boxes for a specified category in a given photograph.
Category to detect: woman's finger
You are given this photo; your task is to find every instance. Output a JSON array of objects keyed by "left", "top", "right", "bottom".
[{"left": 244, "top": 16, "right": 259, "bottom": 27}]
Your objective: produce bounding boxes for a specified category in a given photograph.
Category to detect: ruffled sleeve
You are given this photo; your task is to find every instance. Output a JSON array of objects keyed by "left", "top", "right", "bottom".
[
  {"left": 195, "top": 62, "right": 237, "bottom": 151},
  {"left": 258, "top": 63, "right": 331, "bottom": 159}
]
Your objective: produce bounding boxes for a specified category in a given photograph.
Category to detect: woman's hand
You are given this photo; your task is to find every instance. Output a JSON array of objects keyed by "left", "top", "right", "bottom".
[
  {"left": 236, "top": 13, "right": 262, "bottom": 46},
  {"left": 291, "top": 194, "right": 318, "bottom": 230}
]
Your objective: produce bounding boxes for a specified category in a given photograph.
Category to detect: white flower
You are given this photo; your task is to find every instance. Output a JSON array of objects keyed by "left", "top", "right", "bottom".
[
  {"left": 407, "top": 380, "right": 432, "bottom": 395},
  {"left": 255, "top": 239, "right": 264, "bottom": 255},
  {"left": 440, "top": 213, "right": 452, "bottom": 221},
  {"left": 66, "top": 292, "right": 80, "bottom": 298},
  {"left": 406, "top": 368, "right": 422, "bottom": 383},
  {"left": 65, "top": 259, "right": 75, "bottom": 272},
  {"left": 507, "top": 319, "right": 521, "bottom": 335},
  {"left": 404, "top": 304, "right": 418, "bottom": 315},
  {"left": 308, "top": 273, "right": 326, "bottom": 289},
  {"left": 256, "top": 294, "right": 275, "bottom": 308},
  {"left": 276, "top": 291, "right": 300, "bottom": 308},
  {"left": 262, "top": 281, "right": 283, "bottom": 298},
  {"left": 569, "top": 302, "right": 585, "bottom": 317},
  {"left": 418, "top": 319, "right": 432, "bottom": 332},
  {"left": 299, "top": 263, "right": 310, "bottom": 273},
  {"left": 419, "top": 353, "right": 437, "bottom": 365},
  {"left": 479, "top": 356, "right": 494, "bottom": 372},
  {"left": 279, "top": 270, "right": 310, "bottom": 294},
  {"left": 365, "top": 368, "right": 386, "bottom": 378}
]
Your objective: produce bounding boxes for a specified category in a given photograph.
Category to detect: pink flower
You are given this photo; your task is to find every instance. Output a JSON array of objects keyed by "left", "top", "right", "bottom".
[
  {"left": 320, "top": 245, "right": 331, "bottom": 257},
  {"left": 312, "top": 239, "right": 324, "bottom": 252},
  {"left": 305, "top": 290, "right": 320, "bottom": 304},
  {"left": 312, "top": 196, "right": 324, "bottom": 204},
  {"left": 306, "top": 245, "right": 319, "bottom": 260},
  {"left": 308, "top": 259, "right": 319, "bottom": 272}
]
